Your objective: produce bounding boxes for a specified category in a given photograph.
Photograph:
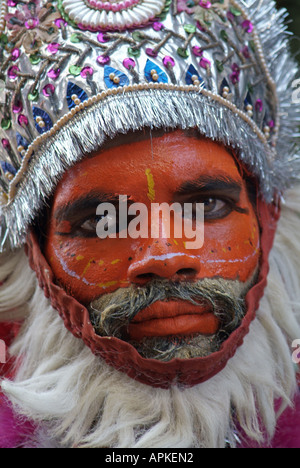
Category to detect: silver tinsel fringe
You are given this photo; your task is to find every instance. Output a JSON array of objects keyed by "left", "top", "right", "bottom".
[
  {"left": 0, "top": 0, "right": 300, "bottom": 252},
  {"left": 1, "top": 86, "right": 300, "bottom": 252}
]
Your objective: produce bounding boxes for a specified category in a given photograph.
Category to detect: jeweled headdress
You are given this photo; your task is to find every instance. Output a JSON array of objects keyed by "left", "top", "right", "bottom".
[{"left": 0, "top": 0, "right": 299, "bottom": 251}]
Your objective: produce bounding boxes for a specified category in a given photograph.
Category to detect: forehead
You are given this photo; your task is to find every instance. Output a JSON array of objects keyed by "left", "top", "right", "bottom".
[{"left": 53, "top": 129, "right": 243, "bottom": 203}]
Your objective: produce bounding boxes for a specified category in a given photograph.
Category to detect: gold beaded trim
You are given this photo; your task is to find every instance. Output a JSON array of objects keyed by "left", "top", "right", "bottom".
[{"left": 0, "top": 0, "right": 7, "bottom": 34}]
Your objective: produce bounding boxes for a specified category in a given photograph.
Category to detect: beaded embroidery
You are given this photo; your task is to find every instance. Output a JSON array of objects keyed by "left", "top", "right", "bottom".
[{"left": 0, "top": 0, "right": 299, "bottom": 251}]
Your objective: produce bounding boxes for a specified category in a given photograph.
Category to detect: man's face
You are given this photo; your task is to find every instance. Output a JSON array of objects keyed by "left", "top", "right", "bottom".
[{"left": 44, "top": 129, "right": 260, "bottom": 360}]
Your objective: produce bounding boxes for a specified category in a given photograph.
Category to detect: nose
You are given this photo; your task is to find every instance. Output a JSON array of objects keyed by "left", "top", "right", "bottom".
[{"left": 127, "top": 248, "right": 201, "bottom": 285}]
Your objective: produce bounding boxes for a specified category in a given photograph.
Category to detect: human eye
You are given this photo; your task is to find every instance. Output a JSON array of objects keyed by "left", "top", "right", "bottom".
[
  {"left": 191, "top": 197, "right": 238, "bottom": 221},
  {"left": 78, "top": 212, "right": 118, "bottom": 238},
  {"left": 202, "top": 197, "right": 232, "bottom": 220}
]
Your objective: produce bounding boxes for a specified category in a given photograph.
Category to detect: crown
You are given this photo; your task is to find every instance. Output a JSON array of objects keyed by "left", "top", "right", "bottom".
[{"left": 0, "top": 0, "right": 299, "bottom": 251}]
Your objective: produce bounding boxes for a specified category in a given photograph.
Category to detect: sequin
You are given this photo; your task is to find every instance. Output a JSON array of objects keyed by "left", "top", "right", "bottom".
[
  {"left": 103, "top": 66, "right": 129, "bottom": 89},
  {"left": 144, "top": 60, "right": 168, "bottom": 84},
  {"left": 32, "top": 107, "right": 53, "bottom": 134},
  {"left": 185, "top": 64, "right": 205, "bottom": 87},
  {"left": 66, "top": 82, "right": 89, "bottom": 109}
]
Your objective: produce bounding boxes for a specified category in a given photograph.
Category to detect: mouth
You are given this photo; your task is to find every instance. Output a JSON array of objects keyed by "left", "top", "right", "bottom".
[{"left": 127, "top": 300, "right": 220, "bottom": 342}]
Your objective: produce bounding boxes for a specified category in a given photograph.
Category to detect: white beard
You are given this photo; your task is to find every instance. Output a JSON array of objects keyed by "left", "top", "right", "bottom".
[{"left": 1, "top": 187, "right": 300, "bottom": 448}]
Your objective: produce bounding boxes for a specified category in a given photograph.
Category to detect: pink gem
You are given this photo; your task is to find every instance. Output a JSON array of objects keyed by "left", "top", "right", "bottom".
[
  {"left": 42, "top": 84, "right": 55, "bottom": 97},
  {"left": 242, "top": 20, "right": 253, "bottom": 33},
  {"left": 255, "top": 99, "right": 263, "bottom": 112},
  {"left": 230, "top": 72, "right": 239, "bottom": 84},
  {"left": 162, "top": 56, "right": 175, "bottom": 68},
  {"left": 192, "top": 46, "right": 203, "bottom": 57},
  {"left": 97, "top": 32, "right": 109, "bottom": 43},
  {"left": 97, "top": 55, "right": 110, "bottom": 65},
  {"left": 146, "top": 48, "right": 158, "bottom": 58},
  {"left": 123, "top": 58, "right": 136, "bottom": 69},
  {"left": 25, "top": 18, "right": 39, "bottom": 30},
  {"left": 199, "top": 57, "right": 211, "bottom": 69},
  {"left": 12, "top": 101, "right": 23, "bottom": 113},
  {"left": 242, "top": 45, "right": 250, "bottom": 59},
  {"left": 2, "top": 139, "right": 11, "bottom": 150},
  {"left": 48, "top": 68, "right": 61, "bottom": 80},
  {"left": 8, "top": 65, "right": 19, "bottom": 79},
  {"left": 152, "top": 22, "right": 164, "bottom": 31},
  {"left": 268, "top": 120, "right": 275, "bottom": 128},
  {"left": 81, "top": 66, "right": 94, "bottom": 78},
  {"left": 7, "top": 0, "right": 17, "bottom": 6},
  {"left": 11, "top": 48, "right": 20, "bottom": 61},
  {"left": 55, "top": 18, "right": 67, "bottom": 28},
  {"left": 196, "top": 21, "right": 206, "bottom": 32},
  {"left": 18, "top": 115, "right": 29, "bottom": 127},
  {"left": 47, "top": 43, "right": 60, "bottom": 54},
  {"left": 226, "top": 11, "right": 235, "bottom": 21},
  {"left": 199, "top": 0, "right": 211, "bottom": 8},
  {"left": 231, "top": 63, "right": 240, "bottom": 73}
]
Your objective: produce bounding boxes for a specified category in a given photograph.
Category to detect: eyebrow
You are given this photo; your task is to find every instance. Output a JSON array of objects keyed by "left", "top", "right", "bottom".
[
  {"left": 54, "top": 192, "right": 121, "bottom": 224},
  {"left": 175, "top": 175, "right": 243, "bottom": 200}
]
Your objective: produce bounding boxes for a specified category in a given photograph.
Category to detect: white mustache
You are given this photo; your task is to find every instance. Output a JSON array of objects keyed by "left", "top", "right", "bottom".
[{"left": 89, "top": 277, "right": 249, "bottom": 339}]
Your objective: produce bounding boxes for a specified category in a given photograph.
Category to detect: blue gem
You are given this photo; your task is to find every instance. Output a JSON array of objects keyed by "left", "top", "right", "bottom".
[
  {"left": 16, "top": 132, "right": 29, "bottom": 157},
  {"left": 144, "top": 59, "right": 168, "bottom": 83},
  {"left": 0, "top": 161, "right": 17, "bottom": 176},
  {"left": 185, "top": 64, "right": 205, "bottom": 86},
  {"left": 103, "top": 66, "right": 130, "bottom": 89},
  {"left": 32, "top": 107, "right": 53, "bottom": 135},
  {"left": 66, "top": 82, "right": 88, "bottom": 110},
  {"left": 220, "top": 78, "right": 230, "bottom": 93},
  {"left": 244, "top": 91, "right": 253, "bottom": 108}
]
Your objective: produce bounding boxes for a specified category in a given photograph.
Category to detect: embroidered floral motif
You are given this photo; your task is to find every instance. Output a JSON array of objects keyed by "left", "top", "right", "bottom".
[{"left": 5, "top": 0, "right": 60, "bottom": 54}]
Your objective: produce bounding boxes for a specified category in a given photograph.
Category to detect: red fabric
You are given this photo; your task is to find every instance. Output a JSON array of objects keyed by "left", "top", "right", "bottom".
[
  {"left": 24, "top": 198, "right": 280, "bottom": 389},
  {"left": 239, "top": 391, "right": 300, "bottom": 448},
  {"left": 0, "top": 322, "right": 22, "bottom": 379}
]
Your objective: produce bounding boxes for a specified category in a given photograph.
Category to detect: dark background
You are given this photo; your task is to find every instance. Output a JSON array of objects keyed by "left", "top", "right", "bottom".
[{"left": 276, "top": 0, "right": 300, "bottom": 62}]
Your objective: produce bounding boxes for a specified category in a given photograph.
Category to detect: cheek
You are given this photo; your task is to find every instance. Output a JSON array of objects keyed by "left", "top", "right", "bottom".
[
  {"left": 44, "top": 235, "right": 134, "bottom": 304},
  {"left": 193, "top": 209, "right": 260, "bottom": 281}
]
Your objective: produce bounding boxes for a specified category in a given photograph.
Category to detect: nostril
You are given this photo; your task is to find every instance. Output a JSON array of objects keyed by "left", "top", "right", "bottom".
[
  {"left": 176, "top": 268, "right": 198, "bottom": 277},
  {"left": 135, "top": 273, "right": 157, "bottom": 282}
]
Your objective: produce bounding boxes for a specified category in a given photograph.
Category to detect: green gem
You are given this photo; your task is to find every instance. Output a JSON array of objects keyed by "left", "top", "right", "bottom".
[
  {"left": 69, "top": 65, "right": 82, "bottom": 76},
  {"left": 216, "top": 60, "right": 224, "bottom": 72},
  {"left": 177, "top": 47, "right": 189, "bottom": 58},
  {"left": 229, "top": 6, "right": 242, "bottom": 16},
  {"left": 249, "top": 40, "right": 256, "bottom": 52},
  {"left": 128, "top": 47, "right": 141, "bottom": 58},
  {"left": 247, "top": 83, "right": 254, "bottom": 94},
  {"left": 28, "top": 89, "right": 39, "bottom": 101},
  {"left": 48, "top": 27, "right": 55, "bottom": 35},
  {"left": 29, "top": 54, "right": 41, "bottom": 65},
  {"left": 0, "top": 34, "right": 8, "bottom": 45},
  {"left": 70, "top": 33, "right": 81, "bottom": 43},
  {"left": 132, "top": 31, "right": 144, "bottom": 42},
  {"left": 220, "top": 30, "right": 228, "bottom": 42},
  {"left": 183, "top": 24, "right": 196, "bottom": 34},
  {"left": 1, "top": 118, "right": 11, "bottom": 130}
]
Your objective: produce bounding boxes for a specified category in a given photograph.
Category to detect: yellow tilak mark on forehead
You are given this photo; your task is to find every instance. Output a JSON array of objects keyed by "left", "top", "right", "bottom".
[{"left": 145, "top": 168, "right": 155, "bottom": 202}]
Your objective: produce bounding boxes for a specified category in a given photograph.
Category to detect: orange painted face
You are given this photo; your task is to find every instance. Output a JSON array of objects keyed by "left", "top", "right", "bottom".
[{"left": 44, "top": 129, "right": 260, "bottom": 341}]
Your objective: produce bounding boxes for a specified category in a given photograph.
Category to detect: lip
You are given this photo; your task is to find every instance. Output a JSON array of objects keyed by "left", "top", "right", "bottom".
[{"left": 127, "top": 300, "right": 219, "bottom": 342}]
